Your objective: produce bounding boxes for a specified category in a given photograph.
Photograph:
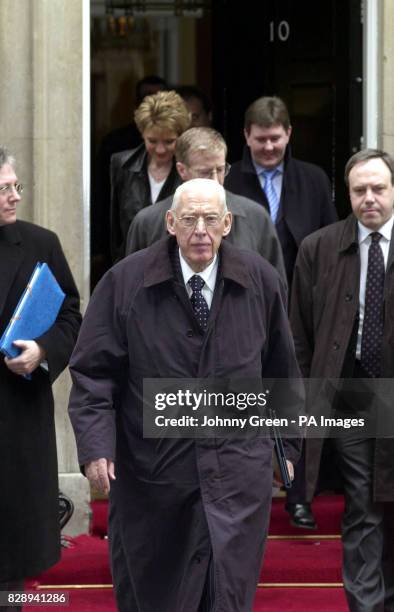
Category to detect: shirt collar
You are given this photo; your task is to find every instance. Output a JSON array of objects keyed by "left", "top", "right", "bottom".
[
  {"left": 252, "top": 160, "right": 284, "bottom": 176},
  {"left": 179, "top": 248, "right": 218, "bottom": 293},
  {"left": 358, "top": 214, "right": 394, "bottom": 244}
]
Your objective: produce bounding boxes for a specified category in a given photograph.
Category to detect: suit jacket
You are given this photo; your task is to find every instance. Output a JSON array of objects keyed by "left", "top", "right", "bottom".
[
  {"left": 225, "top": 146, "right": 337, "bottom": 284},
  {"left": 69, "top": 236, "right": 301, "bottom": 611},
  {"left": 290, "top": 214, "right": 394, "bottom": 502},
  {"left": 125, "top": 190, "right": 288, "bottom": 288},
  {"left": 0, "top": 220, "right": 81, "bottom": 581},
  {"left": 110, "top": 144, "right": 181, "bottom": 262}
]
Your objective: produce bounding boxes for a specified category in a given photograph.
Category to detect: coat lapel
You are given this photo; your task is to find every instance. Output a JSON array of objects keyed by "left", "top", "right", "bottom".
[
  {"left": 0, "top": 223, "right": 24, "bottom": 318},
  {"left": 386, "top": 222, "right": 394, "bottom": 271}
]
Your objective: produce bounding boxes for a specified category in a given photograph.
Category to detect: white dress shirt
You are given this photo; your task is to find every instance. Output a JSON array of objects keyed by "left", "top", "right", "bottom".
[
  {"left": 252, "top": 160, "right": 284, "bottom": 203},
  {"left": 179, "top": 249, "right": 218, "bottom": 309}
]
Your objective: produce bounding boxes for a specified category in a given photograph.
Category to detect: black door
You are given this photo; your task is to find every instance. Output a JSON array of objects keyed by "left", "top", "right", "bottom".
[{"left": 211, "top": 0, "right": 362, "bottom": 218}]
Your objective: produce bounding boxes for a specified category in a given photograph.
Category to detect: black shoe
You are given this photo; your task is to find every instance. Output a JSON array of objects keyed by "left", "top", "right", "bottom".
[{"left": 285, "top": 503, "right": 317, "bottom": 530}]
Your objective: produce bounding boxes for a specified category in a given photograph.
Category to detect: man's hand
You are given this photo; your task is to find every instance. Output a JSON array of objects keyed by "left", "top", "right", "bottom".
[
  {"left": 4, "top": 340, "right": 46, "bottom": 376},
  {"left": 286, "top": 460, "right": 294, "bottom": 482},
  {"left": 273, "top": 459, "right": 294, "bottom": 487},
  {"left": 85, "top": 458, "right": 116, "bottom": 495}
]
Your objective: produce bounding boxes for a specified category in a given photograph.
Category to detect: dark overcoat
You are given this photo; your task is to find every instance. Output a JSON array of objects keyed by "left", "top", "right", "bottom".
[
  {"left": 69, "top": 237, "right": 301, "bottom": 612},
  {"left": 125, "top": 190, "right": 288, "bottom": 288},
  {"left": 290, "top": 215, "right": 394, "bottom": 502},
  {"left": 110, "top": 144, "right": 181, "bottom": 262},
  {"left": 225, "top": 146, "right": 337, "bottom": 283},
  {"left": 0, "top": 221, "right": 81, "bottom": 581}
]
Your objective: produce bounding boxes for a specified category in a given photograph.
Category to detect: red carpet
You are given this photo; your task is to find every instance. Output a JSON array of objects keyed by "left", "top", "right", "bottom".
[
  {"left": 27, "top": 494, "right": 345, "bottom": 611},
  {"left": 260, "top": 539, "right": 342, "bottom": 583},
  {"left": 29, "top": 536, "right": 112, "bottom": 585},
  {"left": 91, "top": 494, "right": 344, "bottom": 538},
  {"left": 23, "top": 588, "right": 117, "bottom": 612},
  {"left": 254, "top": 587, "right": 348, "bottom": 611},
  {"left": 23, "top": 586, "right": 348, "bottom": 612}
]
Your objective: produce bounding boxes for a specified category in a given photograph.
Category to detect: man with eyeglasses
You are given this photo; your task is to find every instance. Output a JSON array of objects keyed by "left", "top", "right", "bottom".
[
  {"left": 125, "top": 127, "right": 287, "bottom": 288},
  {"left": 0, "top": 147, "right": 81, "bottom": 611},
  {"left": 68, "top": 178, "right": 301, "bottom": 612}
]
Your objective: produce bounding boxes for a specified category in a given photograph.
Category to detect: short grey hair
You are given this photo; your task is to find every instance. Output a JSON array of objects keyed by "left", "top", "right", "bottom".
[
  {"left": 171, "top": 178, "right": 228, "bottom": 213},
  {"left": 175, "top": 127, "right": 227, "bottom": 164},
  {"left": 0, "top": 146, "right": 16, "bottom": 170}
]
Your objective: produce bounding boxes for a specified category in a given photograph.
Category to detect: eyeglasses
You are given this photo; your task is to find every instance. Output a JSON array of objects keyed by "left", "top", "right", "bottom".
[
  {"left": 175, "top": 213, "right": 225, "bottom": 228},
  {"left": 188, "top": 163, "right": 231, "bottom": 180},
  {"left": 0, "top": 183, "right": 23, "bottom": 195}
]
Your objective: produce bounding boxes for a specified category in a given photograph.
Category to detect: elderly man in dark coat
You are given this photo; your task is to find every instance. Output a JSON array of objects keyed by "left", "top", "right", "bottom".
[
  {"left": 68, "top": 179, "right": 301, "bottom": 612},
  {"left": 290, "top": 149, "right": 394, "bottom": 611},
  {"left": 0, "top": 147, "right": 81, "bottom": 609},
  {"left": 126, "top": 127, "right": 287, "bottom": 288}
]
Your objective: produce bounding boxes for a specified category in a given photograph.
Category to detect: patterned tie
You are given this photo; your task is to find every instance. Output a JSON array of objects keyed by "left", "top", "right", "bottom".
[
  {"left": 360, "top": 232, "right": 385, "bottom": 378},
  {"left": 262, "top": 169, "right": 280, "bottom": 223},
  {"left": 188, "top": 275, "right": 209, "bottom": 330}
]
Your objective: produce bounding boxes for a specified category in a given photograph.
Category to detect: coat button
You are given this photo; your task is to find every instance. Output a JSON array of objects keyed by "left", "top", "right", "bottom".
[
  {"left": 333, "top": 342, "right": 340, "bottom": 350},
  {"left": 345, "top": 293, "right": 353, "bottom": 301},
  {"left": 186, "top": 329, "right": 193, "bottom": 337},
  {"left": 195, "top": 555, "right": 201, "bottom": 564}
]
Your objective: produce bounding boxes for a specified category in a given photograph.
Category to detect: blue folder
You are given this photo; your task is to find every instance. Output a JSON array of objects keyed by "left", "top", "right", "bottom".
[{"left": 0, "top": 262, "right": 65, "bottom": 359}]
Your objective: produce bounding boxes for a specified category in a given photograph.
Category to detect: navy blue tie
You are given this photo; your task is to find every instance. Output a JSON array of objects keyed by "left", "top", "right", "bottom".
[
  {"left": 188, "top": 275, "right": 209, "bottom": 329},
  {"left": 360, "top": 232, "right": 385, "bottom": 378},
  {"left": 262, "top": 169, "right": 280, "bottom": 223}
]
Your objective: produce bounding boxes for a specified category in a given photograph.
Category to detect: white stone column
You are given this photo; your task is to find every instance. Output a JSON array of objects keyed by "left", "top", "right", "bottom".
[{"left": 0, "top": 0, "right": 90, "bottom": 535}]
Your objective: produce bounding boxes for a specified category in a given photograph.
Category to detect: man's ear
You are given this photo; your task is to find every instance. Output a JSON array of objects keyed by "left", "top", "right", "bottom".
[
  {"left": 222, "top": 212, "right": 232, "bottom": 237},
  {"left": 166, "top": 210, "right": 176, "bottom": 235},
  {"left": 176, "top": 162, "right": 188, "bottom": 182}
]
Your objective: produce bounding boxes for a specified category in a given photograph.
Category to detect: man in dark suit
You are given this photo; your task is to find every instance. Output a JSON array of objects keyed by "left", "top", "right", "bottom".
[
  {"left": 0, "top": 147, "right": 81, "bottom": 611},
  {"left": 126, "top": 127, "right": 287, "bottom": 287},
  {"left": 225, "top": 96, "right": 338, "bottom": 528},
  {"left": 225, "top": 96, "right": 337, "bottom": 286},
  {"left": 291, "top": 149, "right": 394, "bottom": 611}
]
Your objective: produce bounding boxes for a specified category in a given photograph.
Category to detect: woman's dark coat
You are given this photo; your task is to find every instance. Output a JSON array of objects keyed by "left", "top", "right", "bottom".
[
  {"left": 110, "top": 144, "right": 181, "bottom": 262},
  {"left": 0, "top": 221, "right": 81, "bottom": 581},
  {"left": 69, "top": 237, "right": 301, "bottom": 612},
  {"left": 290, "top": 215, "right": 394, "bottom": 502}
]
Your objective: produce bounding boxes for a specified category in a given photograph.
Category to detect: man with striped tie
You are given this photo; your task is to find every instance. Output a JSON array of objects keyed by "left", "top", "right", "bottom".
[
  {"left": 225, "top": 96, "right": 337, "bottom": 287},
  {"left": 225, "top": 95, "right": 338, "bottom": 529}
]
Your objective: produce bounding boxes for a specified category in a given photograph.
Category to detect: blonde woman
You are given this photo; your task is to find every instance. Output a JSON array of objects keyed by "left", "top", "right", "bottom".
[{"left": 110, "top": 90, "right": 190, "bottom": 262}]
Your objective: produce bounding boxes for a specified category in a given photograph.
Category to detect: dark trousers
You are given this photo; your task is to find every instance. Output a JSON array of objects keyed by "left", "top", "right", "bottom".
[
  {"left": 0, "top": 580, "right": 23, "bottom": 612},
  {"left": 286, "top": 441, "right": 306, "bottom": 504},
  {"left": 334, "top": 433, "right": 394, "bottom": 612},
  {"left": 332, "top": 362, "right": 394, "bottom": 611}
]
